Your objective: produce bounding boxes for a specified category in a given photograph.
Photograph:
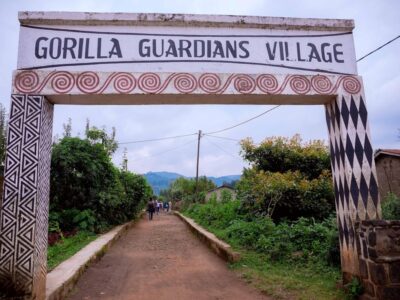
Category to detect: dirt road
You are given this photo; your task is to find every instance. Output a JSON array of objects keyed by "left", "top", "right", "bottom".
[{"left": 67, "top": 212, "right": 270, "bottom": 300}]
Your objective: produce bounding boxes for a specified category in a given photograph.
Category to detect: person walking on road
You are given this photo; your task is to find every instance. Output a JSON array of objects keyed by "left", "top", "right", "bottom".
[
  {"left": 147, "top": 199, "right": 155, "bottom": 221},
  {"left": 164, "top": 201, "right": 169, "bottom": 212},
  {"left": 155, "top": 200, "right": 160, "bottom": 215}
]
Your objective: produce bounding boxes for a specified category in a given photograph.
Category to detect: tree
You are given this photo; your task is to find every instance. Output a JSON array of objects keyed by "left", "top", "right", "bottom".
[
  {"left": 161, "top": 176, "right": 216, "bottom": 203},
  {"left": 50, "top": 137, "right": 116, "bottom": 212},
  {"left": 50, "top": 136, "right": 152, "bottom": 231},
  {"left": 86, "top": 126, "right": 118, "bottom": 156},
  {"left": 237, "top": 135, "right": 334, "bottom": 221},
  {"left": 85, "top": 118, "right": 90, "bottom": 138},
  {"left": 62, "top": 118, "right": 72, "bottom": 137},
  {"left": 240, "top": 134, "right": 330, "bottom": 180}
]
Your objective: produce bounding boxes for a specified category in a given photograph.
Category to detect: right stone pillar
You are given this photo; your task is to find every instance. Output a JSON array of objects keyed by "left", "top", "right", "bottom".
[
  {"left": 356, "top": 220, "right": 400, "bottom": 299},
  {"left": 325, "top": 87, "right": 381, "bottom": 282}
]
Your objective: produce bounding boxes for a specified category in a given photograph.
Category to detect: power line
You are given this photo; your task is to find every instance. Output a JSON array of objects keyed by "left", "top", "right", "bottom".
[
  {"left": 130, "top": 138, "right": 198, "bottom": 163},
  {"left": 118, "top": 105, "right": 280, "bottom": 145},
  {"left": 204, "top": 105, "right": 281, "bottom": 135},
  {"left": 203, "top": 136, "right": 243, "bottom": 161},
  {"left": 204, "top": 134, "right": 241, "bottom": 142},
  {"left": 357, "top": 35, "right": 400, "bottom": 62},
  {"left": 118, "top": 132, "right": 197, "bottom": 145}
]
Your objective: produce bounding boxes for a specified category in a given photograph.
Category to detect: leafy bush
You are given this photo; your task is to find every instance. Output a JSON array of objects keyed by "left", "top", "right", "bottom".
[
  {"left": 382, "top": 193, "right": 400, "bottom": 220},
  {"left": 237, "top": 169, "right": 334, "bottom": 221},
  {"left": 220, "top": 189, "right": 233, "bottom": 203},
  {"left": 237, "top": 135, "right": 334, "bottom": 221},
  {"left": 345, "top": 277, "right": 364, "bottom": 299},
  {"left": 160, "top": 176, "right": 216, "bottom": 205},
  {"left": 186, "top": 200, "right": 241, "bottom": 229},
  {"left": 50, "top": 136, "right": 152, "bottom": 234},
  {"left": 240, "top": 135, "right": 330, "bottom": 180},
  {"left": 184, "top": 201, "right": 340, "bottom": 267},
  {"left": 72, "top": 209, "right": 97, "bottom": 232}
]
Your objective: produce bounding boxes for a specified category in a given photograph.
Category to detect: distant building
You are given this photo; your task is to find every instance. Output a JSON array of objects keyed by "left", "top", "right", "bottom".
[
  {"left": 374, "top": 149, "right": 400, "bottom": 200},
  {"left": 205, "top": 185, "right": 236, "bottom": 202}
]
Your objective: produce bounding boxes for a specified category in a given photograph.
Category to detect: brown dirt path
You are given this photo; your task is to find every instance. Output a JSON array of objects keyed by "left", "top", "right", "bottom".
[{"left": 67, "top": 212, "right": 270, "bottom": 300}]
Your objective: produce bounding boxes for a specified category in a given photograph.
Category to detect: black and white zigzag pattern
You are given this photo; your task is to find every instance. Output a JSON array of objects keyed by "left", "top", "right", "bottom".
[
  {"left": 0, "top": 94, "right": 53, "bottom": 297},
  {"left": 325, "top": 94, "right": 380, "bottom": 273}
]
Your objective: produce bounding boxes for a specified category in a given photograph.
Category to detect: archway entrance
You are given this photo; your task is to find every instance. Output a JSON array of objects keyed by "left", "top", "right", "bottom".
[{"left": 0, "top": 12, "right": 380, "bottom": 299}]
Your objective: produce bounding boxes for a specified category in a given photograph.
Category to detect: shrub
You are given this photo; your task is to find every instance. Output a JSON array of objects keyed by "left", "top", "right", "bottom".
[
  {"left": 220, "top": 189, "right": 233, "bottom": 203},
  {"left": 186, "top": 200, "right": 241, "bottom": 229},
  {"left": 237, "top": 135, "right": 334, "bottom": 221},
  {"left": 240, "top": 135, "right": 330, "bottom": 180},
  {"left": 50, "top": 136, "right": 151, "bottom": 234},
  {"left": 160, "top": 176, "right": 216, "bottom": 204},
  {"left": 346, "top": 277, "right": 364, "bottom": 299},
  {"left": 208, "top": 193, "right": 218, "bottom": 205},
  {"left": 184, "top": 201, "right": 340, "bottom": 267},
  {"left": 382, "top": 193, "right": 400, "bottom": 220},
  {"left": 72, "top": 209, "right": 97, "bottom": 232},
  {"left": 237, "top": 169, "right": 334, "bottom": 221}
]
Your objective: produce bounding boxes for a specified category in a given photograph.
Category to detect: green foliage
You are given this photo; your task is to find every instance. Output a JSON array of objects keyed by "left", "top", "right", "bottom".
[
  {"left": 345, "top": 277, "right": 364, "bottom": 299},
  {"left": 237, "top": 168, "right": 334, "bottom": 221},
  {"left": 86, "top": 126, "right": 118, "bottom": 156},
  {"left": 49, "top": 209, "right": 96, "bottom": 232},
  {"left": 240, "top": 135, "right": 330, "bottom": 179},
  {"left": 220, "top": 189, "right": 233, "bottom": 203},
  {"left": 184, "top": 201, "right": 340, "bottom": 267},
  {"left": 186, "top": 200, "right": 241, "bottom": 229},
  {"left": 47, "top": 231, "right": 97, "bottom": 271},
  {"left": 208, "top": 193, "right": 218, "bottom": 205},
  {"left": 48, "top": 211, "right": 63, "bottom": 239},
  {"left": 382, "top": 193, "right": 400, "bottom": 220},
  {"left": 229, "top": 251, "right": 345, "bottom": 299},
  {"left": 72, "top": 209, "right": 96, "bottom": 232},
  {"left": 50, "top": 137, "right": 115, "bottom": 211},
  {"left": 50, "top": 136, "right": 151, "bottom": 233},
  {"left": 237, "top": 135, "right": 334, "bottom": 221},
  {"left": 62, "top": 117, "right": 72, "bottom": 137},
  {"left": 160, "top": 176, "right": 216, "bottom": 205}
]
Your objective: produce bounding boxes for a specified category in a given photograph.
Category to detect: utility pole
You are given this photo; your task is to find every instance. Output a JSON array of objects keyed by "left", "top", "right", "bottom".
[
  {"left": 121, "top": 147, "right": 128, "bottom": 172},
  {"left": 195, "top": 130, "right": 202, "bottom": 195}
]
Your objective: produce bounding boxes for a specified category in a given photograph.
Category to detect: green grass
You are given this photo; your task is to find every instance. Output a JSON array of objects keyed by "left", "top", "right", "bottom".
[
  {"left": 229, "top": 251, "right": 346, "bottom": 300},
  {"left": 182, "top": 210, "right": 346, "bottom": 299},
  {"left": 47, "top": 231, "right": 97, "bottom": 271}
]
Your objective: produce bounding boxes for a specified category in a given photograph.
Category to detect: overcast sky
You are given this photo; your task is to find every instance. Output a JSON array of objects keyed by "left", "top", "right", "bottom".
[{"left": 0, "top": 0, "right": 399, "bottom": 177}]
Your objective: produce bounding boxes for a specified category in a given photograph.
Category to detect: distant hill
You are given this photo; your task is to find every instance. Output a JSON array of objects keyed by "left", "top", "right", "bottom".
[
  {"left": 207, "top": 175, "right": 242, "bottom": 187},
  {"left": 143, "top": 171, "right": 241, "bottom": 195},
  {"left": 144, "top": 172, "right": 184, "bottom": 195}
]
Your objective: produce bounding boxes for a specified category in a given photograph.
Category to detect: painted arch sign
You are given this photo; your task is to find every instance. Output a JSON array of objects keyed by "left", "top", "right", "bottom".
[
  {"left": 19, "top": 20, "right": 356, "bottom": 75},
  {"left": 1, "top": 12, "right": 380, "bottom": 299}
]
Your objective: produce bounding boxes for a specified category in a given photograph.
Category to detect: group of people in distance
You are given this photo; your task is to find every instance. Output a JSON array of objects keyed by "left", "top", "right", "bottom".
[{"left": 147, "top": 198, "right": 172, "bottom": 220}]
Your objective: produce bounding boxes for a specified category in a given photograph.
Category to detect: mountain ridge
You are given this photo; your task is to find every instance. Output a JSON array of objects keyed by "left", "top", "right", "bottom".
[{"left": 143, "top": 171, "right": 240, "bottom": 195}]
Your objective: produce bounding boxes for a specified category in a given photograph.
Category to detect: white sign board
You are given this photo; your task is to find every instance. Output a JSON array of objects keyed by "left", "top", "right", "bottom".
[{"left": 17, "top": 13, "right": 357, "bottom": 75}]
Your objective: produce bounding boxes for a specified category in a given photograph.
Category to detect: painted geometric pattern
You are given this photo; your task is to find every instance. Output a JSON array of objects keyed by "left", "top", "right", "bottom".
[
  {"left": 0, "top": 95, "right": 53, "bottom": 297},
  {"left": 14, "top": 70, "right": 362, "bottom": 96},
  {"left": 33, "top": 98, "right": 53, "bottom": 297},
  {"left": 325, "top": 94, "right": 381, "bottom": 263}
]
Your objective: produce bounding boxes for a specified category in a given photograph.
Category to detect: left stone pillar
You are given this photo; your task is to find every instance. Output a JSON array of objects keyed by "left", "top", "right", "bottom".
[{"left": 0, "top": 95, "right": 53, "bottom": 299}]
